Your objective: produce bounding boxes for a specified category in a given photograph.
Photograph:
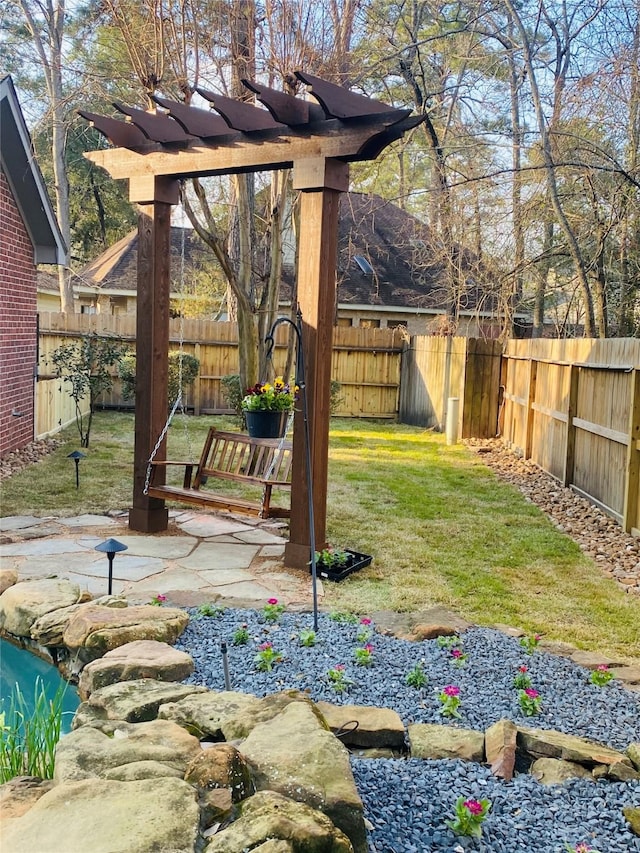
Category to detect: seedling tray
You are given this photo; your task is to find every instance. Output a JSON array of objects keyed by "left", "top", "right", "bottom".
[{"left": 310, "top": 549, "right": 373, "bottom": 582}]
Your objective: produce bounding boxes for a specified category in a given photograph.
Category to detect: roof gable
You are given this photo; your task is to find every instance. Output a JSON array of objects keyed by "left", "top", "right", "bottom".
[{"left": 0, "top": 76, "right": 67, "bottom": 265}]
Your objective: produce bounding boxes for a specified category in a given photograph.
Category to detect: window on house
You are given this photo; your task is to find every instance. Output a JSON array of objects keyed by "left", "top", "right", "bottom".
[
  {"left": 336, "top": 317, "right": 353, "bottom": 327},
  {"left": 359, "top": 318, "right": 380, "bottom": 329},
  {"left": 387, "top": 320, "right": 407, "bottom": 330}
]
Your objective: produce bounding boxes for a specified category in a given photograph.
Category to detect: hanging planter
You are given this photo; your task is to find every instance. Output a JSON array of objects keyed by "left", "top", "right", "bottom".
[
  {"left": 241, "top": 377, "right": 297, "bottom": 439},
  {"left": 244, "top": 409, "right": 289, "bottom": 439}
]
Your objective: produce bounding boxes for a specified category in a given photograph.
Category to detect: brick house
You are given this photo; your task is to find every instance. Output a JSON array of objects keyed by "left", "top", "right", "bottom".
[{"left": 0, "top": 76, "right": 67, "bottom": 455}]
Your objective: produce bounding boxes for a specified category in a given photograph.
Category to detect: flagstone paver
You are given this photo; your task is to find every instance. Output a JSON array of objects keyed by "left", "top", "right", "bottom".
[{"left": 177, "top": 542, "right": 260, "bottom": 571}]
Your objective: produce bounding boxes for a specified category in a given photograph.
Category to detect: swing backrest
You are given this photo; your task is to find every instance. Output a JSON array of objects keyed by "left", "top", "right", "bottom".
[{"left": 194, "top": 429, "right": 293, "bottom": 488}]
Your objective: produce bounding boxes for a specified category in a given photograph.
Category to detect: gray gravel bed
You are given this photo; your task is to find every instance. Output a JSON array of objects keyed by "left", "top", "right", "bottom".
[{"left": 176, "top": 609, "right": 640, "bottom": 853}]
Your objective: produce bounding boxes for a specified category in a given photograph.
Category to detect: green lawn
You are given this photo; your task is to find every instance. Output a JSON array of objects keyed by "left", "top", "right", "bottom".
[{"left": 2, "top": 412, "right": 638, "bottom": 662}]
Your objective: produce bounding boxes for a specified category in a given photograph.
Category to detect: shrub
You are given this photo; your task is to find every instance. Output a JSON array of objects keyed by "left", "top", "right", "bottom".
[
  {"left": 119, "top": 351, "right": 200, "bottom": 410},
  {"left": 51, "top": 332, "right": 127, "bottom": 447}
]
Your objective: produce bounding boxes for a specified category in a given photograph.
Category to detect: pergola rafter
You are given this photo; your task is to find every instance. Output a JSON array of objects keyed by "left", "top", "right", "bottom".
[{"left": 80, "top": 71, "right": 422, "bottom": 567}]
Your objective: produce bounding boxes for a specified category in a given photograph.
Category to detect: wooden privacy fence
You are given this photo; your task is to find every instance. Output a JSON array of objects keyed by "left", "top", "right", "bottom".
[
  {"left": 399, "top": 335, "right": 503, "bottom": 439},
  {"left": 36, "top": 313, "right": 405, "bottom": 430},
  {"left": 502, "top": 338, "right": 640, "bottom": 535}
]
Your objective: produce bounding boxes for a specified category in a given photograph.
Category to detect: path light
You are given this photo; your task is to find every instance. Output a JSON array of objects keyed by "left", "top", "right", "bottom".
[
  {"left": 94, "top": 538, "right": 128, "bottom": 595},
  {"left": 67, "top": 450, "right": 86, "bottom": 489}
]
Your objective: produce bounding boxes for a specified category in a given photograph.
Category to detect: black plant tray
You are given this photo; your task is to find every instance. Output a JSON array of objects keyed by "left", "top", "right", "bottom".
[{"left": 310, "top": 549, "right": 373, "bottom": 582}]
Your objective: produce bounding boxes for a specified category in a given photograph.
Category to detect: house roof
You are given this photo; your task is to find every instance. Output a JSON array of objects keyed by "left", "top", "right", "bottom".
[
  {"left": 332, "top": 193, "right": 501, "bottom": 315},
  {"left": 0, "top": 76, "right": 67, "bottom": 265},
  {"left": 67, "top": 192, "right": 506, "bottom": 318},
  {"left": 72, "top": 227, "right": 213, "bottom": 295}
]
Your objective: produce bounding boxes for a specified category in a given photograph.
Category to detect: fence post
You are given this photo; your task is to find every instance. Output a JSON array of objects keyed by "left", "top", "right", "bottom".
[
  {"left": 524, "top": 358, "right": 537, "bottom": 460},
  {"left": 623, "top": 368, "right": 640, "bottom": 534},
  {"left": 193, "top": 342, "right": 202, "bottom": 416},
  {"left": 563, "top": 364, "right": 579, "bottom": 488}
]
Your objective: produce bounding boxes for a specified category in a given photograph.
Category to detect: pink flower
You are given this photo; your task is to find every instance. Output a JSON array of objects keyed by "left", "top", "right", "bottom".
[
  {"left": 574, "top": 845, "right": 591, "bottom": 853},
  {"left": 451, "top": 649, "right": 464, "bottom": 659},
  {"left": 463, "top": 799, "right": 484, "bottom": 816},
  {"left": 334, "top": 664, "right": 345, "bottom": 672},
  {"left": 360, "top": 617, "right": 372, "bottom": 625},
  {"left": 534, "top": 633, "right": 542, "bottom": 641},
  {"left": 518, "top": 665, "right": 528, "bottom": 673},
  {"left": 596, "top": 664, "right": 609, "bottom": 672},
  {"left": 364, "top": 644, "right": 374, "bottom": 652},
  {"left": 443, "top": 685, "right": 460, "bottom": 697},
  {"left": 524, "top": 688, "right": 539, "bottom": 698},
  {"left": 258, "top": 642, "right": 272, "bottom": 651},
  {"left": 156, "top": 594, "right": 166, "bottom": 602},
  {"left": 267, "top": 598, "right": 278, "bottom": 605}
]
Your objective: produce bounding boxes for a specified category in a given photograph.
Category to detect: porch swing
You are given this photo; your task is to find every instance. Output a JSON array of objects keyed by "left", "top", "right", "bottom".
[{"left": 143, "top": 209, "right": 294, "bottom": 519}]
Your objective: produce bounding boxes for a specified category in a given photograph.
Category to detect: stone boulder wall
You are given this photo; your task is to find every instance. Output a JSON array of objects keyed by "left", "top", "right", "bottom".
[
  {"left": 203, "top": 790, "right": 354, "bottom": 853},
  {"left": 63, "top": 603, "right": 190, "bottom": 662},
  {"left": 73, "top": 679, "right": 209, "bottom": 725},
  {"left": 78, "top": 639, "right": 195, "bottom": 700},
  {"left": 55, "top": 718, "right": 203, "bottom": 783},
  {"left": 30, "top": 595, "right": 128, "bottom": 647},
  {"left": 240, "top": 700, "right": 367, "bottom": 853},
  {"left": 0, "top": 777, "right": 201, "bottom": 853},
  {"left": 0, "top": 577, "right": 86, "bottom": 637}
]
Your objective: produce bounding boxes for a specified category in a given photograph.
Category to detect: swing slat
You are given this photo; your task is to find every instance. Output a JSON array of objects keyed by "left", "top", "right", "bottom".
[{"left": 147, "top": 428, "right": 292, "bottom": 518}]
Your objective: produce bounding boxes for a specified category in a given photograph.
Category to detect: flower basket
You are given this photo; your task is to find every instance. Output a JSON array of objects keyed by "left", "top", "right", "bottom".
[
  {"left": 310, "top": 549, "right": 373, "bottom": 582},
  {"left": 244, "top": 410, "right": 289, "bottom": 439}
]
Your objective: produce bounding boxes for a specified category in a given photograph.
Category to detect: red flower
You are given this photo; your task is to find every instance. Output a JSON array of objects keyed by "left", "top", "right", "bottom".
[
  {"left": 463, "top": 799, "right": 484, "bottom": 816},
  {"left": 267, "top": 598, "right": 278, "bottom": 606}
]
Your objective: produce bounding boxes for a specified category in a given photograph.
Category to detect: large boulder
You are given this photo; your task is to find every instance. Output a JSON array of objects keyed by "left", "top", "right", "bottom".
[
  {"left": 530, "top": 757, "right": 594, "bottom": 785},
  {"left": 239, "top": 701, "right": 366, "bottom": 853},
  {"left": 0, "top": 776, "right": 54, "bottom": 820},
  {"left": 315, "top": 702, "right": 405, "bottom": 750},
  {"left": 0, "top": 777, "right": 200, "bottom": 853},
  {"left": 0, "top": 578, "right": 83, "bottom": 637},
  {"left": 184, "top": 743, "right": 254, "bottom": 802},
  {"left": 0, "top": 567, "right": 18, "bottom": 595},
  {"left": 408, "top": 723, "right": 485, "bottom": 762},
  {"left": 624, "top": 806, "right": 640, "bottom": 836},
  {"left": 63, "top": 604, "right": 189, "bottom": 660},
  {"left": 485, "top": 719, "right": 517, "bottom": 780},
  {"left": 203, "top": 790, "right": 353, "bottom": 853},
  {"left": 55, "top": 719, "right": 202, "bottom": 783},
  {"left": 517, "top": 726, "right": 634, "bottom": 770},
  {"left": 30, "top": 596, "right": 127, "bottom": 647},
  {"left": 627, "top": 742, "right": 640, "bottom": 771},
  {"left": 73, "top": 679, "right": 208, "bottom": 725},
  {"left": 159, "top": 690, "right": 310, "bottom": 741},
  {"left": 78, "top": 640, "right": 194, "bottom": 700},
  {"left": 159, "top": 690, "right": 262, "bottom": 740}
]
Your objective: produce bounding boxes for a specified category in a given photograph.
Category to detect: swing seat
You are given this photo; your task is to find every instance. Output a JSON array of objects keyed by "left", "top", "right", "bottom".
[{"left": 146, "top": 428, "right": 293, "bottom": 519}]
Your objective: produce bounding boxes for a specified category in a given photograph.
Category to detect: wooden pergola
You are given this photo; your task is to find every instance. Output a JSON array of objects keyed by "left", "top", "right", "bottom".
[{"left": 81, "top": 71, "right": 422, "bottom": 568}]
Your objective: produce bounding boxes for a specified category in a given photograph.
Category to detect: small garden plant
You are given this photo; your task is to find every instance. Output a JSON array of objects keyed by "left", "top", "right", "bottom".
[
  {"left": 356, "top": 617, "right": 372, "bottom": 643},
  {"left": 149, "top": 594, "right": 166, "bottom": 606},
  {"left": 254, "top": 642, "right": 283, "bottom": 672},
  {"left": 197, "top": 603, "right": 225, "bottom": 618},
  {"left": 446, "top": 796, "right": 491, "bottom": 838},
  {"left": 513, "top": 665, "right": 532, "bottom": 689},
  {"left": 327, "top": 665, "right": 352, "bottom": 694},
  {"left": 406, "top": 661, "right": 428, "bottom": 689},
  {"left": 262, "top": 598, "right": 285, "bottom": 623},
  {"left": 589, "top": 665, "right": 613, "bottom": 687},
  {"left": 233, "top": 624, "right": 250, "bottom": 645},
  {"left": 298, "top": 629, "right": 316, "bottom": 647},
  {"left": 353, "top": 644, "right": 374, "bottom": 667},
  {"left": 518, "top": 687, "right": 542, "bottom": 716},
  {"left": 328, "top": 611, "right": 358, "bottom": 624},
  {"left": 519, "top": 633, "right": 542, "bottom": 655},
  {"left": 438, "top": 685, "right": 462, "bottom": 718},
  {"left": 564, "top": 843, "right": 602, "bottom": 853}
]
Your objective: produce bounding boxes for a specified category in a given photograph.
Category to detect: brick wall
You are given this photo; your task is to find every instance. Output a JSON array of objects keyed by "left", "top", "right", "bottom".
[{"left": 0, "top": 169, "right": 37, "bottom": 455}]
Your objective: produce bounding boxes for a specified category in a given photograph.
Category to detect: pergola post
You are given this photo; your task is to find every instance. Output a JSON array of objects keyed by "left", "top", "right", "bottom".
[
  {"left": 284, "top": 158, "right": 349, "bottom": 569},
  {"left": 128, "top": 176, "right": 179, "bottom": 533}
]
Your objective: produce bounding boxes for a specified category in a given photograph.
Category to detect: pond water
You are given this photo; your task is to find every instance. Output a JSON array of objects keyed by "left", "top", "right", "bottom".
[{"left": 0, "top": 639, "right": 79, "bottom": 734}]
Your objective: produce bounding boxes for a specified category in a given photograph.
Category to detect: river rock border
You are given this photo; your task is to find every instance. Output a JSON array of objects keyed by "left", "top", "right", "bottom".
[{"left": 1, "top": 577, "right": 639, "bottom": 852}]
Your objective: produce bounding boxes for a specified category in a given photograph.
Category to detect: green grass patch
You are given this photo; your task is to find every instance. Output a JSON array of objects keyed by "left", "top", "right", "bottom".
[{"left": 2, "top": 413, "right": 638, "bottom": 662}]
